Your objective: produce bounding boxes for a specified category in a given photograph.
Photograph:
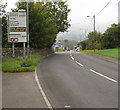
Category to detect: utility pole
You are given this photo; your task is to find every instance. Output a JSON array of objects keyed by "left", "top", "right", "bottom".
[
  {"left": 87, "top": 15, "right": 96, "bottom": 51},
  {"left": 87, "top": 15, "right": 96, "bottom": 32},
  {"left": 93, "top": 15, "right": 95, "bottom": 33},
  {"left": 27, "top": 0, "right": 30, "bottom": 60},
  {"left": 93, "top": 15, "right": 96, "bottom": 51}
]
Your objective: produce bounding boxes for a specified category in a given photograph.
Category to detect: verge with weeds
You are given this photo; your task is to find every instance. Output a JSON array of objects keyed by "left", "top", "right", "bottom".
[{"left": 2, "top": 52, "right": 51, "bottom": 72}]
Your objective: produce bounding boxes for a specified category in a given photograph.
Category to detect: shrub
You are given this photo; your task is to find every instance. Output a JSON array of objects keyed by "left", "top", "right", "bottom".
[{"left": 20, "top": 61, "right": 32, "bottom": 67}]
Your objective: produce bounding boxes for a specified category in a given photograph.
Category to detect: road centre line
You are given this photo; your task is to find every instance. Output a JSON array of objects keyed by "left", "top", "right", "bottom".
[
  {"left": 70, "top": 52, "right": 117, "bottom": 83},
  {"left": 70, "top": 54, "right": 72, "bottom": 57},
  {"left": 71, "top": 56, "right": 74, "bottom": 60},
  {"left": 70, "top": 53, "right": 84, "bottom": 67},
  {"left": 90, "top": 69, "right": 117, "bottom": 83},
  {"left": 35, "top": 68, "right": 53, "bottom": 110},
  {"left": 75, "top": 61, "right": 84, "bottom": 67}
]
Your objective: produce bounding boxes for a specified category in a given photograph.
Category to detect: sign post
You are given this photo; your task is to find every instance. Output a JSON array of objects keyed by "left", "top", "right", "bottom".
[
  {"left": 8, "top": 10, "right": 27, "bottom": 59},
  {"left": 27, "top": 1, "right": 30, "bottom": 60},
  {"left": 23, "top": 42, "right": 26, "bottom": 60},
  {"left": 118, "top": 1, "right": 120, "bottom": 24},
  {"left": 12, "top": 43, "right": 15, "bottom": 58}
]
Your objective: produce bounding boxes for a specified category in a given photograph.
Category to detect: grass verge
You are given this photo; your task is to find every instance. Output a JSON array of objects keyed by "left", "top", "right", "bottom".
[
  {"left": 2, "top": 52, "right": 51, "bottom": 73},
  {"left": 82, "top": 48, "right": 119, "bottom": 60}
]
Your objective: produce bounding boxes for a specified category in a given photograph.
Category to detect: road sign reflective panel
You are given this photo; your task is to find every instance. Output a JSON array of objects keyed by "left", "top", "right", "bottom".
[{"left": 10, "top": 38, "right": 18, "bottom": 42}]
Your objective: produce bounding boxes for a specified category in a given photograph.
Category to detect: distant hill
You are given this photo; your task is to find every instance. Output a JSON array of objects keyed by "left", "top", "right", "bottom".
[{"left": 56, "top": 32, "right": 86, "bottom": 41}]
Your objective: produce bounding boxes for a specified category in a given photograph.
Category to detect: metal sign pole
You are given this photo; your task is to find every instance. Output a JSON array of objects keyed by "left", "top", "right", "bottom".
[
  {"left": 23, "top": 42, "right": 26, "bottom": 60},
  {"left": 27, "top": 1, "right": 30, "bottom": 60},
  {"left": 12, "top": 43, "right": 15, "bottom": 58}
]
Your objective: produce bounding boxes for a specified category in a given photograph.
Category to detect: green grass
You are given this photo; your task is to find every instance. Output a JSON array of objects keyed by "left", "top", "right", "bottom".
[
  {"left": 2, "top": 52, "right": 50, "bottom": 73},
  {"left": 82, "top": 48, "right": 119, "bottom": 59}
]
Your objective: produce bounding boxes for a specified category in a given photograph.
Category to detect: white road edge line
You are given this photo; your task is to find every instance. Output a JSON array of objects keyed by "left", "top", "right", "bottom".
[
  {"left": 35, "top": 68, "right": 53, "bottom": 110},
  {"left": 90, "top": 69, "right": 117, "bottom": 83},
  {"left": 75, "top": 61, "right": 84, "bottom": 67}
]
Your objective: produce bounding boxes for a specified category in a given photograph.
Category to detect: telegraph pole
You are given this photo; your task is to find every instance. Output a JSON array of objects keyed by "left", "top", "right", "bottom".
[
  {"left": 87, "top": 15, "right": 96, "bottom": 51},
  {"left": 93, "top": 15, "right": 96, "bottom": 51},
  {"left": 93, "top": 15, "right": 95, "bottom": 33}
]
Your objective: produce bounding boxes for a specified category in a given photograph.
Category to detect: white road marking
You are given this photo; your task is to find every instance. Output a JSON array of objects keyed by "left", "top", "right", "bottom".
[
  {"left": 35, "top": 68, "right": 53, "bottom": 110},
  {"left": 70, "top": 54, "right": 72, "bottom": 57},
  {"left": 70, "top": 52, "right": 72, "bottom": 57},
  {"left": 90, "top": 69, "right": 117, "bottom": 83},
  {"left": 71, "top": 56, "right": 74, "bottom": 60},
  {"left": 75, "top": 61, "right": 84, "bottom": 67},
  {"left": 65, "top": 105, "right": 71, "bottom": 108}
]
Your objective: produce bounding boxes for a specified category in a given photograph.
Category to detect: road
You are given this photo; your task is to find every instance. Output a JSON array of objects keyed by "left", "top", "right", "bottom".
[{"left": 37, "top": 51, "right": 118, "bottom": 108}]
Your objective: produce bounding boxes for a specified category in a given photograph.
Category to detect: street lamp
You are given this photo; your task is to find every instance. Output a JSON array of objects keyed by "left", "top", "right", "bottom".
[
  {"left": 87, "top": 15, "right": 96, "bottom": 51},
  {"left": 87, "top": 15, "right": 95, "bottom": 33}
]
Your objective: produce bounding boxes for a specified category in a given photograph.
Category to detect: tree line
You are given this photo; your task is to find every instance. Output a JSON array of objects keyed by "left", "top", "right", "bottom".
[
  {"left": 79, "top": 23, "right": 120, "bottom": 50},
  {"left": 2, "top": 0, "right": 70, "bottom": 49}
]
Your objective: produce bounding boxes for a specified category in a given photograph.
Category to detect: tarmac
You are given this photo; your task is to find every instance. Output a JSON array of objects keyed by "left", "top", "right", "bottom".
[
  {"left": 81, "top": 51, "right": 119, "bottom": 64},
  {"left": 2, "top": 72, "right": 47, "bottom": 108},
  {"left": 2, "top": 52, "right": 119, "bottom": 108}
]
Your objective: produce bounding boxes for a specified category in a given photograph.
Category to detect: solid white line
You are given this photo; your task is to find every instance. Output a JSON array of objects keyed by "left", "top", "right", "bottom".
[
  {"left": 35, "top": 68, "right": 53, "bottom": 110},
  {"left": 90, "top": 69, "right": 117, "bottom": 83},
  {"left": 75, "top": 61, "right": 84, "bottom": 67}
]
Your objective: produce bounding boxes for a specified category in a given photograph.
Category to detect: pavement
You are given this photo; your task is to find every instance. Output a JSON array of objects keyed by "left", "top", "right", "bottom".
[{"left": 3, "top": 72, "right": 47, "bottom": 108}]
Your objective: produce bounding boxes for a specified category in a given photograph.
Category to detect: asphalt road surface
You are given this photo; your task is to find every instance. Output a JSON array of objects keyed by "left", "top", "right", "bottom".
[{"left": 37, "top": 51, "right": 118, "bottom": 108}]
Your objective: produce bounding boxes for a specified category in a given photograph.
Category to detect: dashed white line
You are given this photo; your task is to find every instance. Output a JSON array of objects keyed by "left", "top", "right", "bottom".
[
  {"left": 35, "top": 68, "right": 53, "bottom": 110},
  {"left": 75, "top": 61, "right": 84, "bottom": 67},
  {"left": 70, "top": 53, "right": 117, "bottom": 83},
  {"left": 70, "top": 54, "right": 72, "bottom": 57},
  {"left": 71, "top": 56, "right": 74, "bottom": 60},
  {"left": 90, "top": 69, "right": 117, "bottom": 83}
]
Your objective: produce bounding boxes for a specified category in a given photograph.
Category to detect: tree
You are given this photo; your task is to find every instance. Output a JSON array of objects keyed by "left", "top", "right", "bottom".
[
  {"left": 101, "top": 24, "right": 120, "bottom": 49},
  {"left": 1, "top": 1, "right": 9, "bottom": 48},
  {"left": 10, "top": 0, "right": 71, "bottom": 49},
  {"left": 0, "top": 1, "right": 7, "bottom": 16},
  {"left": 29, "top": 2, "right": 57, "bottom": 48},
  {"left": 80, "top": 23, "right": 120, "bottom": 50},
  {"left": 87, "top": 31, "right": 103, "bottom": 49},
  {"left": 45, "top": 1, "right": 71, "bottom": 33}
]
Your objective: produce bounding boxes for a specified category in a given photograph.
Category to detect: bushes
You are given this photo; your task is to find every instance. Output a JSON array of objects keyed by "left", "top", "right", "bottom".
[
  {"left": 79, "top": 24, "right": 119, "bottom": 50},
  {"left": 20, "top": 61, "right": 32, "bottom": 67},
  {"left": 79, "top": 40, "right": 103, "bottom": 50}
]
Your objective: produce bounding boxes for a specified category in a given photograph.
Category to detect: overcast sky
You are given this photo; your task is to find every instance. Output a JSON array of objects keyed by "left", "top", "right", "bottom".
[{"left": 2, "top": 0, "right": 120, "bottom": 40}]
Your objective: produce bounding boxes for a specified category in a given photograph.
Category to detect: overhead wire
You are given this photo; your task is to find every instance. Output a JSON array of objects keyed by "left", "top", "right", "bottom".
[
  {"left": 95, "top": 0, "right": 112, "bottom": 16},
  {"left": 79, "top": 0, "right": 113, "bottom": 38}
]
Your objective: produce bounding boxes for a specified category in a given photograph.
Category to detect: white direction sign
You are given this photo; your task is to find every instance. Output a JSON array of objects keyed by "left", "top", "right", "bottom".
[{"left": 8, "top": 11, "right": 27, "bottom": 43}]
